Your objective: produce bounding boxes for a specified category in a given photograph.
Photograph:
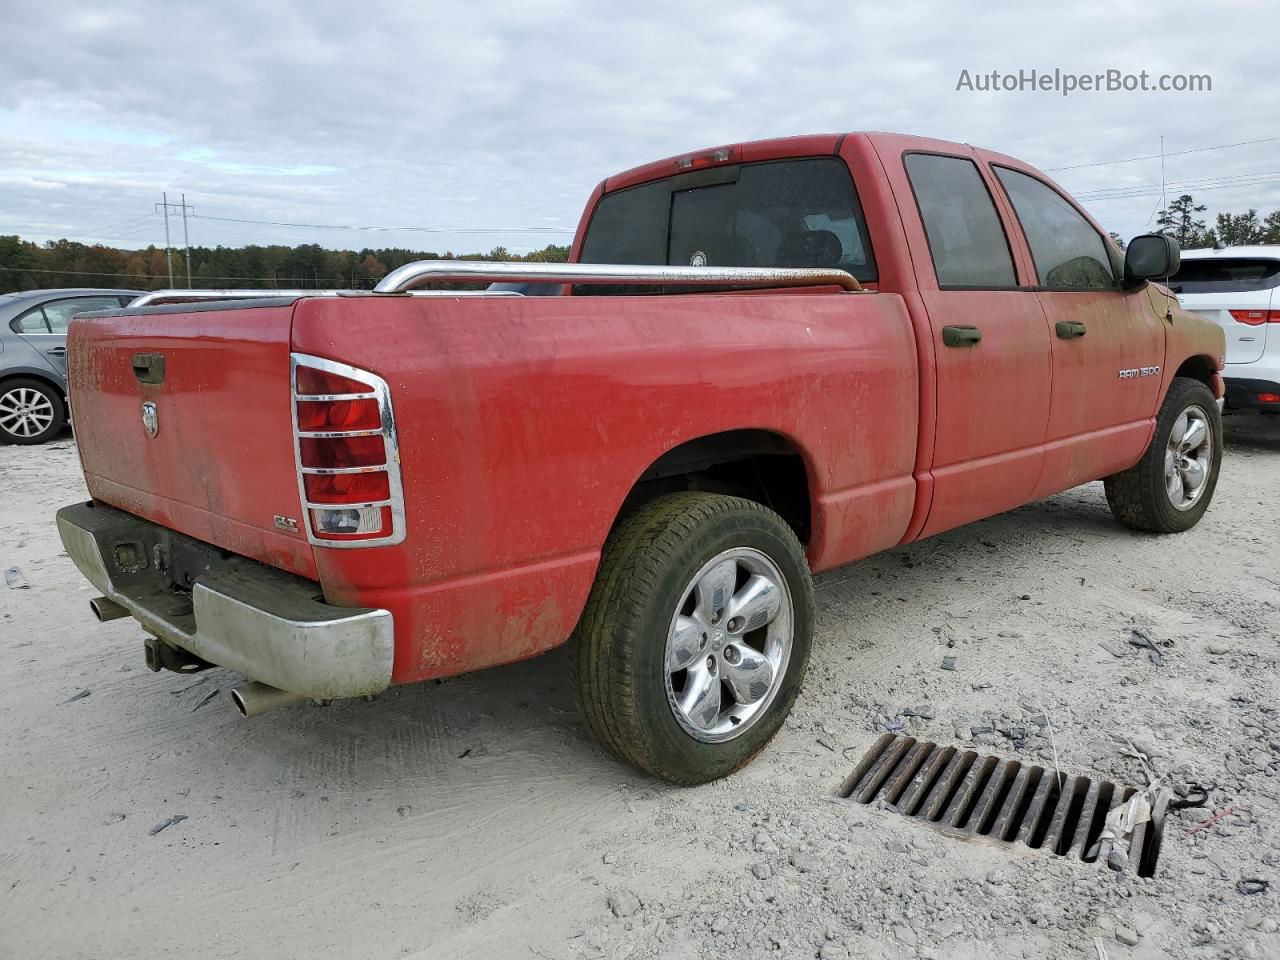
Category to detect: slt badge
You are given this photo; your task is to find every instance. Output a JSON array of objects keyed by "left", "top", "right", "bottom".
[{"left": 141, "top": 401, "right": 159, "bottom": 438}]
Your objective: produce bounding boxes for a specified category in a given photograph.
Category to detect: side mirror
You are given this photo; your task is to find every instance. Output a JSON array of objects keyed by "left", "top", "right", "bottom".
[{"left": 1125, "top": 233, "right": 1180, "bottom": 281}]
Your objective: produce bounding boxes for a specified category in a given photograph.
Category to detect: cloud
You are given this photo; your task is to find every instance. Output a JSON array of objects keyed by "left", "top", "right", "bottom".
[{"left": 1, "top": 0, "right": 1276, "bottom": 253}]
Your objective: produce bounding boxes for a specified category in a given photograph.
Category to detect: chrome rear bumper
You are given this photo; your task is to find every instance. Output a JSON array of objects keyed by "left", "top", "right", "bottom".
[{"left": 56, "top": 501, "right": 393, "bottom": 699}]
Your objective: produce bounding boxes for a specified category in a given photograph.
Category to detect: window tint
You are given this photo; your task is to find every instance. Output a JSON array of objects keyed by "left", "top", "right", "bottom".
[
  {"left": 580, "top": 180, "right": 670, "bottom": 267},
  {"left": 1169, "top": 257, "right": 1280, "bottom": 293},
  {"left": 580, "top": 157, "right": 877, "bottom": 283},
  {"left": 39, "top": 296, "right": 122, "bottom": 333},
  {"left": 995, "top": 168, "right": 1115, "bottom": 290},
  {"left": 12, "top": 306, "right": 50, "bottom": 334},
  {"left": 904, "top": 154, "right": 1016, "bottom": 288}
]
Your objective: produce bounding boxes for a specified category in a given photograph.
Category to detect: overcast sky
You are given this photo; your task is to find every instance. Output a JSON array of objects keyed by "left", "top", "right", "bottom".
[{"left": 2, "top": 0, "right": 1277, "bottom": 263}]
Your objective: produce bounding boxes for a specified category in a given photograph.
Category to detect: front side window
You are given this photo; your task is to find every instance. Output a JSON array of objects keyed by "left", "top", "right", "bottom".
[
  {"left": 995, "top": 167, "right": 1115, "bottom": 290},
  {"left": 903, "top": 153, "right": 1016, "bottom": 288},
  {"left": 580, "top": 157, "right": 877, "bottom": 282}
]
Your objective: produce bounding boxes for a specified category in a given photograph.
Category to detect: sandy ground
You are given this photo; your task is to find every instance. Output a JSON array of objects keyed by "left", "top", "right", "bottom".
[{"left": 2, "top": 415, "right": 1278, "bottom": 960}]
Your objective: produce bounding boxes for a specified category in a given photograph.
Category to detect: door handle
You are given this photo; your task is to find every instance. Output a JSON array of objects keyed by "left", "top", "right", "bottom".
[
  {"left": 942, "top": 325, "right": 982, "bottom": 347},
  {"left": 46, "top": 346, "right": 67, "bottom": 356},
  {"left": 131, "top": 352, "right": 166, "bottom": 384},
  {"left": 1056, "top": 321, "right": 1087, "bottom": 339}
]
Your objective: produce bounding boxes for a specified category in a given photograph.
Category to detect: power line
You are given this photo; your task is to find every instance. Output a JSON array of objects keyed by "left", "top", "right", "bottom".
[
  {"left": 1045, "top": 135, "right": 1280, "bottom": 172},
  {"left": 81, "top": 211, "right": 158, "bottom": 238},
  {"left": 1085, "top": 179, "right": 1280, "bottom": 202},
  {"left": 190, "top": 213, "right": 574, "bottom": 235},
  {"left": 1077, "top": 171, "right": 1280, "bottom": 202},
  {"left": 102, "top": 222, "right": 164, "bottom": 243},
  {"left": 1077, "top": 173, "right": 1280, "bottom": 199}
]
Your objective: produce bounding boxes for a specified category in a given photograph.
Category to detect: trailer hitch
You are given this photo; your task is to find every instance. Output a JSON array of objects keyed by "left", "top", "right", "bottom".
[{"left": 143, "top": 635, "right": 212, "bottom": 674}]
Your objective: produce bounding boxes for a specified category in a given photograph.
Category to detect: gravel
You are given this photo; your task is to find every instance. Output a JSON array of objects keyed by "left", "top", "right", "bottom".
[{"left": 3, "top": 417, "right": 1278, "bottom": 960}]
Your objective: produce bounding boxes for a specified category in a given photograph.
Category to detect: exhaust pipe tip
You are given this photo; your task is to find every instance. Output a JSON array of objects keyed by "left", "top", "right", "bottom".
[
  {"left": 90, "top": 596, "right": 130, "bottom": 622},
  {"left": 231, "top": 681, "right": 307, "bottom": 718}
]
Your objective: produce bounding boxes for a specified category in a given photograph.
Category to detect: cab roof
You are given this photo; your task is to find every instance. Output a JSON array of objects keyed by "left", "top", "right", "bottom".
[{"left": 600, "top": 131, "right": 1032, "bottom": 194}]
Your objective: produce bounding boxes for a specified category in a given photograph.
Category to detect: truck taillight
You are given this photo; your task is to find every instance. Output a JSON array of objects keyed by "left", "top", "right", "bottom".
[
  {"left": 291, "top": 354, "right": 405, "bottom": 547},
  {"left": 1228, "top": 309, "right": 1280, "bottom": 325}
]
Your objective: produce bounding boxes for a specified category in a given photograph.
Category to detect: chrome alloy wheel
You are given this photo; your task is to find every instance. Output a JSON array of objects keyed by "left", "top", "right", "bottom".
[
  {"left": 0, "top": 387, "right": 55, "bottom": 439},
  {"left": 664, "top": 547, "right": 793, "bottom": 743},
  {"left": 1164, "top": 404, "right": 1213, "bottom": 512}
]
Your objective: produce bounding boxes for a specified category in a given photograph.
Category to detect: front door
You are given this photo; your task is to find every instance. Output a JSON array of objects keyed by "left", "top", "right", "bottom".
[
  {"left": 992, "top": 167, "right": 1165, "bottom": 496},
  {"left": 897, "top": 152, "right": 1053, "bottom": 537}
]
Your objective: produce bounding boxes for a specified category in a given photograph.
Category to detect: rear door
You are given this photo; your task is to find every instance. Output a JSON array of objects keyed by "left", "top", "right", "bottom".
[
  {"left": 895, "top": 151, "right": 1053, "bottom": 537},
  {"left": 991, "top": 166, "right": 1165, "bottom": 493},
  {"left": 12, "top": 295, "right": 124, "bottom": 377}
]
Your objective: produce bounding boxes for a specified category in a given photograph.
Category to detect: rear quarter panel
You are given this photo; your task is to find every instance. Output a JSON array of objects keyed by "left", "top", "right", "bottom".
[{"left": 292, "top": 291, "right": 919, "bottom": 683}]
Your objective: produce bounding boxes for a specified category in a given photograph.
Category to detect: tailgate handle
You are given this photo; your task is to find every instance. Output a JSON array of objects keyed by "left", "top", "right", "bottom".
[{"left": 132, "top": 353, "right": 166, "bottom": 384}]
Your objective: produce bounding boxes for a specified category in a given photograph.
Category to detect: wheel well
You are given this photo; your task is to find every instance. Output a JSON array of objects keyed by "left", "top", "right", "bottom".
[
  {"left": 1174, "top": 355, "right": 1215, "bottom": 389},
  {"left": 614, "top": 430, "right": 812, "bottom": 543},
  {"left": 0, "top": 371, "right": 66, "bottom": 401}
]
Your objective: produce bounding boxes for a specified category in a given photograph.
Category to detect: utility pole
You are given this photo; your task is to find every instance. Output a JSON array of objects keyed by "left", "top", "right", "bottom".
[
  {"left": 181, "top": 193, "right": 193, "bottom": 288},
  {"left": 155, "top": 194, "right": 196, "bottom": 287},
  {"left": 157, "top": 192, "right": 174, "bottom": 287}
]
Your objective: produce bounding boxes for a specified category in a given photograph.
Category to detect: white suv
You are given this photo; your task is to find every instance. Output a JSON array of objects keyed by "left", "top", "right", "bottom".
[{"left": 1171, "top": 246, "right": 1280, "bottom": 414}]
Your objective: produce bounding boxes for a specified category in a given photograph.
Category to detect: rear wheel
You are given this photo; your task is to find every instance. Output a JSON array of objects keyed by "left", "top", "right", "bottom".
[
  {"left": 572, "top": 492, "right": 814, "bottom": 785},
  {"left": 1104, "top": 377, "right": 1222, "bottom": 533},
  {"left": 0, "top": 378, "right": 66, "bottom": 445}
]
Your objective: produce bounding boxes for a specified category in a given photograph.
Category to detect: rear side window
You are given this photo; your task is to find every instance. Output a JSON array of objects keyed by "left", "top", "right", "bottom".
[
  {"left": 995, "top": 168, "right": 1115, "bottom": 290},
  {"left": 1168, "top": 258, "right": 1280, "bottom": 293},
  {"left": 12, "top": 296, "right": 121, "bottom": 334},
  {"left": 39, "top": 296, "right": 123, "bottom": 333},
  {"left": 12, "top": 306, "right": 51, "bottom": 333},
  {"left": 580, "top": 157, "right": 877, "bottom": 283},
  {"left": 904, "top": 154, "right": 1016, "bottom": 288}
]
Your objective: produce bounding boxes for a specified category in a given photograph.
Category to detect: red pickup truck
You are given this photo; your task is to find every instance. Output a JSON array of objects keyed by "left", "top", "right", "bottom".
[{"left": 58, "top": 132, "right": 1225, "bottom": 784}]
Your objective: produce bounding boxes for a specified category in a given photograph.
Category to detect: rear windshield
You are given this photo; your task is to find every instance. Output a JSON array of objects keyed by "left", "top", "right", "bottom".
[
  {"left": 1168, "top": 257, "right": 1280, "bottom": 293},
  {"left": 579, "top": 157, "right": 876, "bottom": 285}
]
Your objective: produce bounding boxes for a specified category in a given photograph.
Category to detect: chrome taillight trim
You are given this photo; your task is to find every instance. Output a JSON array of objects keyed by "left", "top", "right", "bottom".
[
  {"left": 297, "top": 428, "right": 384, "bottom": 439},
  {"left": 305, "top": 499, "right": 394, "bottom": 511},
  {"left": 295, "top": 392, "right": 379, "bottom": 402},
  {"left": 300, "top": 465, "right": 387, "bottom": 476},
  {"left": 290, "top": 353, "right": 406, "bottom": 548}
]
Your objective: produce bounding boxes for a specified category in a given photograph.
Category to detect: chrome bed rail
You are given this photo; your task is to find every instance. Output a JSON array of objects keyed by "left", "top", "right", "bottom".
[
  {"left": 373, "top": 260, "right": 862, "bottom": 293},
  {"left": 127, "top": 288, "right": 521, "bottom": 308},
  {"left": 129, "top": 260, "right": 860, "bottom": 308}
]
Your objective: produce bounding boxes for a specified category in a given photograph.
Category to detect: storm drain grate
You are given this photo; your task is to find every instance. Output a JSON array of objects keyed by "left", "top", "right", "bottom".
[{"left": 838, "top": 734, "right": 1167, "bottom": 877}]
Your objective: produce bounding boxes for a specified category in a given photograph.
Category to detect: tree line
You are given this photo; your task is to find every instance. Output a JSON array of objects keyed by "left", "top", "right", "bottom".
[
  {"left": 1147, "top": 197, "right": 1280, "bottom": 249},
  {"left": 5, "top": 194, "right": 1280, "bottom": 295},
  {"left": 0, "top": 236, "right": 571, "bottom": 295}
]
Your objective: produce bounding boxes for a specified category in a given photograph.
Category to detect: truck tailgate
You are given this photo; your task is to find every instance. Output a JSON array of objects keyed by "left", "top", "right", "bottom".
[{"left": 68, "top": 301, "right": 317, "bottom": 580}]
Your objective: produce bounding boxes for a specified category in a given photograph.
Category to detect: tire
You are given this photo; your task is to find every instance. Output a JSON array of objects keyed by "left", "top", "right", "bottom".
[
  {"left": 1104, "top": 377, "right": 1222, "bottom": 533},
  {"left": 0, "top": 378, "right": 66, "bottom": 445},
  {"left": 572, "top": 492, "right": 814, "bottom": 785}
]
